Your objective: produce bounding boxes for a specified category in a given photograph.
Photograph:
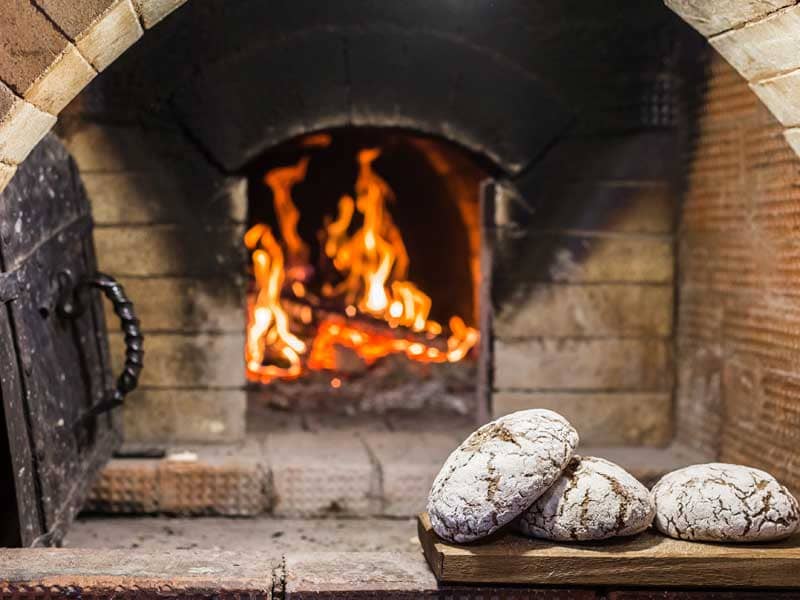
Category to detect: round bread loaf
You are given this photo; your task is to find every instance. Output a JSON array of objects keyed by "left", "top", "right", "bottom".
[
  {"left": 427, "top": 409, "right": 579, "bottom": 543},
  {"left": 651, "top": 463, "right": 800, "bottom": 542},
  {"left": 516, "top": 456, "right": 654, "bottom": 541}
]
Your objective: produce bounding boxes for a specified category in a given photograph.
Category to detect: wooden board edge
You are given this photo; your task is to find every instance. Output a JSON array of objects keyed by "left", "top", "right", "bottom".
[{"left": 417, "top": 513, "right": 444, "bottom": 580}]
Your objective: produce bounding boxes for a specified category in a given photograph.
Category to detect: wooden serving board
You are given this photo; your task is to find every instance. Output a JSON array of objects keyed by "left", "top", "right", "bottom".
[{"left": 418, "top": 512, "right": 800, "bottom": 588}]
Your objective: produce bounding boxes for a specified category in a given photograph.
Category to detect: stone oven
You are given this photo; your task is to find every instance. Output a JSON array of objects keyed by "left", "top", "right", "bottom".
[{"left": 1, "top": 0, "right": 800, "bottom": 568}]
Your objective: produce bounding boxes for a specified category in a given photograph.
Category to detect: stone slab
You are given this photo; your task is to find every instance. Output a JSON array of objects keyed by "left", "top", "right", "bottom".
[
  {"left": 267, "top": 431, "right": 379, "bottom": 518},
  {"left": 0, "top": 548, "right": 277, "bottom": 597},
  {"left": 665, "top": 0, "right": 795, "bottom": 37},
  {"left": 710, "top": 4, "right": 800, "bottom": 81},
  {"left": 784, "top": 126, "right": 800, "bottom": 158},
  {"left": 122, "top": 388, "right": 246, "bottom": 444},
  {"left": 0, "top": 82, "right": 56, "bottom": 164},
  {"left": 108, "top": 331, "right": 246, "bottom": 387},
  {"left": 361, "top": 431, "right": 461, "bottom": 517},
  {"left": 75, "top": 0, "right": 144, "bottom": 71},
  {"left": 492, "top": 391, "right": 672, "bottom": 446},
  {"left": 493, "top": 337, "right": 672, "bottom": 391},
  {"left": 133, "top": 0, "right": 188, "bottom": 28},
  {"left": 493, "top": 284, "right": 673, "bottom": 338}
]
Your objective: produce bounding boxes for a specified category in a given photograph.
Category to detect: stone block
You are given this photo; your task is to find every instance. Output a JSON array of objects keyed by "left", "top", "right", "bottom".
[
  {"left": 784, "top": 126, "right": 800, "bottom": 158},
  {"left": 0, "top": 162, "right": 17, "bottom": 192},
  {"left": 492, "top": 392, "right": 673, "bottom": 446},
  {"left": 84, "top": 172, "right": 247, "bottom": 225},
  {"left": 75, "top": 0, "right": 144, "bottom": 71},
  {"left": 267, "top": 431, "right": 378, "bottom": 517},
  {"left": 710, "top": 5, "right": 800, "bottom": 81},
  {"left": 94, "top": 224, "right": 245, "bottom": 277},
  {"left": 493, "top": 284, "right": 673, "bottom": 338},
  {"left": 493, "top": 338, "right": 671, "bottom": 391},
  {"left": 24, "top": 43, "right": 96, "bottom": 114},
  {"left": 0, "top": 82, "right": 56, "bottom": 164},
  {"left": 108, "top": 331, "right": 246, "bottom": 387},
  {"left": 104, "top": 276, "right": 245, "bottom": 333},
  {"left": 284, "top": 552, "right": 438, "bottom": 597},
  {"left": 158, "top": 450, "right": 268, "bottom": 516},
  {"left": 751, "top": 69, "right": 800, "bottom": 125},
  {"left": 361, "top": 432, "right": 460, "bottom": 517},
  {"left": 665, "top": 0, "right": 795, "bottom": 37},
  {"left": 133, "top": 0, "right": 188, "bottom": 28},
  {"left": 84, "top": 458, "right": 159, "bottom": 513},
  {"left": 122, "top": 388, "right": 246, "bottom": 444}
]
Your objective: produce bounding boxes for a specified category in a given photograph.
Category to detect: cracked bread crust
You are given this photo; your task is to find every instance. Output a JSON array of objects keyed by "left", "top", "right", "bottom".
[
  {"left": 427, "top": 409, "right": 579, "bottom": 543},
  {"left": 651, "top": 463, "right": 800, "bottom": 542},
  {"left": 516, "top": 456, "right": 654, "bottom": 541}
]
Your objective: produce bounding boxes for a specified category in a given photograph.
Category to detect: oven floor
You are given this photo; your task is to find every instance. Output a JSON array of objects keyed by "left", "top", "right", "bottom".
[{"left": 64, "top": 516, "right": 419, "bottom": 553}]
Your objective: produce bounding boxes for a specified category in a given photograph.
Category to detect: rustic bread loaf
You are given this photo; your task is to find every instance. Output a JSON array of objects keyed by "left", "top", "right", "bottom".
[
  {"left": 651, "top": 463, "right": 800, "bottom": 542},
  {"left": 516, "top": 455, "right": 654, "bottom": 541},
  {"left": 427, "top": 409, "right": 579, "bottom": 543}
]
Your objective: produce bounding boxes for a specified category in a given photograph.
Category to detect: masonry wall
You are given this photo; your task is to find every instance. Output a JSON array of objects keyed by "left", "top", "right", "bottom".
[
  {"left": 676, "top": 52, "right": 800, "bottom": 491},
  {"left": 55, "top": 115, "right": 248, "bottom": 445}
]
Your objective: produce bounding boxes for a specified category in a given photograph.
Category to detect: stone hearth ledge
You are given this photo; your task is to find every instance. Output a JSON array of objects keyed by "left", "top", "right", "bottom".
[{"left": 85, "top": 430, "right": 710, "bottom": 518}]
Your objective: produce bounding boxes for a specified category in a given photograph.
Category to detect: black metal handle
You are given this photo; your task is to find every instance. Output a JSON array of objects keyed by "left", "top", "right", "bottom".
[{"left": 59, "top": 272, "right": 144, "bottom": 421}]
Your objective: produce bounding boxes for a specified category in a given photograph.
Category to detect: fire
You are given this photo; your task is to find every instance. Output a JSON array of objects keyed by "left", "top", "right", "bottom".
[{"left": 245, "top": 146, "right": 479, "bottom": 384}]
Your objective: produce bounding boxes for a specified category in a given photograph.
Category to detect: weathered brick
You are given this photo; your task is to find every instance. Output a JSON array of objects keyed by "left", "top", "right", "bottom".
[
  {"left": 361, "top": 431, "right": 460, "bottom": 517},
  {"left": 710, "top": 4, "right": 800, "bottom": 81},
  {"left": 94, "top": 224, "right": 245, "bottom": 277},
  {"left": 492, "top": 392, "right": 672, "bottom": 446},
  {"left": 85, "top": 458, "right": 159, "bottom": 513},
  {"left": 494, "top": 284, "right": 673, "bottom": 338},
  {"left": 122, "top": 388, "right": 246, "bottom": 444},
  {"left": 132, "top": 0, "right": 188, "bottom": 28},
  {"left": 284, "top": 552, "right": 438, "bottom": 597},
  {"left": 267, "top": 431, "right": 378, "bottom": 517},
  {"left": 105, "top": 276, "right": 245, "bottom": 333},
  {"left": 74, "top": 0, "right": 143, "bottom": 71},
  {"left": 493, "top": 338, "right": 671, "bottom": 391},
  {"left": 158, "top": 450, "right": 267, "bottom": 516},
  {"left": 0, "top": 81, "right": 56, "bottom": 164},
  {"left": 665, "top": 0, "right": 795, "bottom": 37}
]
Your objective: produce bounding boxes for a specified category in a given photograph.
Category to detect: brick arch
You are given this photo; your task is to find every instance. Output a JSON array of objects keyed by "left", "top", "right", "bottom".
[
  {"left": 665, "top": 0, "right": 800, "bottom": 159},
  {"left": 0, "top": 0, "right": 187, "bottom": 193}
]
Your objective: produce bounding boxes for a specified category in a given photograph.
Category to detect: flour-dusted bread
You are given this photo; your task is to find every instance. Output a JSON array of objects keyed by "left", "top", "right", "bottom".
[
  {"left": 427, "top": 409, "right": 579, "bottom": 543},
  {"left": 651, "top": 463, "right": 800, "bottom": 542},
  {"left": 516, "top": 456, "right": 654, "bottom": 541}
]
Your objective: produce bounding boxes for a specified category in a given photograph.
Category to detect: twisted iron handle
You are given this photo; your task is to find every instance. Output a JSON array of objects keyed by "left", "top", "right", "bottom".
[{"left": 59, "top": 272, "right": 144, "bottom": 421}]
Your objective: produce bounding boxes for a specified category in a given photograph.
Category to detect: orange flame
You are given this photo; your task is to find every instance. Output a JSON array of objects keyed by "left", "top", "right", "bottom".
[{"left": 245, "top": 147, "right": 479, "bottom": 383}]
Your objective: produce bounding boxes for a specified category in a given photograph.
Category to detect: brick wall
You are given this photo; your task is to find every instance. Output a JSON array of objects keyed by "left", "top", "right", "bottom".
[
  {"left": 55, "top": 118, "right": 248, "bottom": 445},
  {"left": 676, "top": 52, "right": 800, "bottom": 491}
]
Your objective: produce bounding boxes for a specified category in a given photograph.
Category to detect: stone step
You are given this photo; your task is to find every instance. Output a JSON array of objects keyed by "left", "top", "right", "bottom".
[{"left": 86, "top": 431, "right": 712, "bottom": 518}]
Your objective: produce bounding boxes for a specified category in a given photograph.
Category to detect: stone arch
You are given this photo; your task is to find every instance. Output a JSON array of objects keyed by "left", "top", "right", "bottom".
[
  {"left": 0, "top": 0, "right": 187, "bottom": 192},
  {"left": 665, "top": 0, "right": 800, "bottom": 158}
]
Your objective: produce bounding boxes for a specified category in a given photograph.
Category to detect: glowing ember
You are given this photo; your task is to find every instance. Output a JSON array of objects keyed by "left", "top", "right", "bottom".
[{"left": 245, "top": 146, "right": 479, "bottom": 384}]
